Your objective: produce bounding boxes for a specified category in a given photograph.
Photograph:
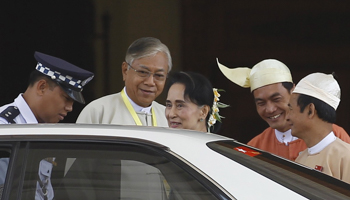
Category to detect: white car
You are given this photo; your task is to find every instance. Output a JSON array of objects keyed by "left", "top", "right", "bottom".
[{"left": 0, "top": 124, "right": 349, "bottom": 200}]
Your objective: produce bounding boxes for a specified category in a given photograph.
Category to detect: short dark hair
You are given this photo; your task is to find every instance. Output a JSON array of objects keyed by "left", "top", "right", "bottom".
[
  {"left": 297, "top": 94, "right": 336, "bottom": 123},
  {"left": 28, "top": 70, "right": 58, "bottom": 89},
  {"left": 282, "top": 82, "right": 294, "bottom": 93},
  {"left": 167, "top": 72, "right": 221, "bottom": 133}
]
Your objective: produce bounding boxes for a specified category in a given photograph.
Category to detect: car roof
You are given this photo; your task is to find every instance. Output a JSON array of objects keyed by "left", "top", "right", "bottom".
[{"left": 0, "top": 123, "right": 228, "bottom": 140}]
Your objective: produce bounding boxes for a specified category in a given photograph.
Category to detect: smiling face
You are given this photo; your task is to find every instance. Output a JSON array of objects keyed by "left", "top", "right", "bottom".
[
  {"left": 287, "top": 93, "right": 309, "bottom": 138},
  {"left": 253, "top": 82, "right": 292, "bottom": 132},
  {"left": 165, "top": 83, "right": 207, "bottom": 132},
  {"left": 37, "top": 82, "right": 74, "bottom": 123},
  {"left": 122, "top": 52, "right": 169, "bottom": 107}
]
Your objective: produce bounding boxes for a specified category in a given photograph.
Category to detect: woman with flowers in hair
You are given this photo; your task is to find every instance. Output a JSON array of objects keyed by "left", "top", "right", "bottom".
[{"left": 165, "top": 71, "right": 228, "bottom": 133}]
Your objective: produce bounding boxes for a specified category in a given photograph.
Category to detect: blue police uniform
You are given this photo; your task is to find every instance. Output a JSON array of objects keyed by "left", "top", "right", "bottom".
[{"left": 0, "top": 52, "right": 94, "bottom": 200}]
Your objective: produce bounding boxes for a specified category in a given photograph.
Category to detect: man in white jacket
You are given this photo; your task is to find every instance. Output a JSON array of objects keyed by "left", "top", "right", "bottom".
[
  {"left": 77, "top": 37, "right": 172, "bottom": 127},
  {"left": 76, "top": 37, "right": 172, "bottom": 200}
]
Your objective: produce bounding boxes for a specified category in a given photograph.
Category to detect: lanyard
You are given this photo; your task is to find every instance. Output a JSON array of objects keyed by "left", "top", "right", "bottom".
[{"left": 121, "top": 90, "right": 157, "bottom": 126}]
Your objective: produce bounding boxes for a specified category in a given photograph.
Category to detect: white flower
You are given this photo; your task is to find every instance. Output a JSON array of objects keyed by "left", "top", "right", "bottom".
[
  {"left": 213, "top": 88, "right": 221, "bottom": 98},
  {"left": 212, "top": 104, "right": 219, "bottom": 113},
  {"left": 208, "top": 114, "right": 216, "bottom": 126},
  {"left": 208, "top": 88, "right": 228, "bottom": 128}
]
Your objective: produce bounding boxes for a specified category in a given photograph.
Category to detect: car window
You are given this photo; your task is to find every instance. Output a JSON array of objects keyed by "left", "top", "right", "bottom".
[
  {"left": 207, "top": 140, "right": 350, "bottom": 200},
  {"left": 20, "top": 142, "right": 220, "bottom": 200},
  {"left": 0, "top": 148, "right": 11, "bottom": 198}
]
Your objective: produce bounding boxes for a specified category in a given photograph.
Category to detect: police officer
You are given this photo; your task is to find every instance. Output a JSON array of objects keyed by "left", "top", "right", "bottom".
[
  {"left": 0, "top": 51, "right": 94, "bottom": 200},
  {"left": 0, "top": 51, "right": 94, "bottom": 124}
]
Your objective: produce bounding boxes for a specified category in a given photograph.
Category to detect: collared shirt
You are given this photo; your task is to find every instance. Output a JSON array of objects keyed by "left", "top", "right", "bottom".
[
  {"left": 248, "top": 125, "right": 350, "bottom": 161},
  {"left": 275, "top": 129, "right": 298, "bottom": 145},
  {"left": 123, "top": 87, "right": 152, "bottom": 114},
  {"left": 76, "top": 92, "right": 168, "bottom": 126},
  {"left": 308, "top": 131, "right": 336, "bottom": 155},
  {"left": 0, "top": 94, "right": 38, "bottom": 124}
]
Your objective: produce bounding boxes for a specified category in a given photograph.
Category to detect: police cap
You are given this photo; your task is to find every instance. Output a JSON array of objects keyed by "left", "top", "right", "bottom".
[{"left": 34, "top": 51, "right": 94, "bottom": 104}]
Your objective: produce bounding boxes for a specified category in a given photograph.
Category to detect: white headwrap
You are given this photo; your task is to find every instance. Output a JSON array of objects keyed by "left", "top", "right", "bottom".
[
  {"left": 293, "top": 73, "right": 340, "bottom": 110},
  {"left": 216, "top": 58, "right": 293, "bottom": 91}
]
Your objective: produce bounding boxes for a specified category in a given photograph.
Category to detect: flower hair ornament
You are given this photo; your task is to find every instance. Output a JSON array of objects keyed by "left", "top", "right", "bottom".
[{"left": 208, "top": 88, "right": 229, "bottom": 131}]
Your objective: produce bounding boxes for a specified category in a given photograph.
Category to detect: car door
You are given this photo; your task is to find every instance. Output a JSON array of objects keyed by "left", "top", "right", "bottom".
[{"left": 1, "top": 138, "right": 233, "bottom": 200}]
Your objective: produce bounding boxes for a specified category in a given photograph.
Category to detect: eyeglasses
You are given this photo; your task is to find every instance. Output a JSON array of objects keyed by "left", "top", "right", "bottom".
[{"left": 126, "top": 62, "right": 167, "bottom": 81}]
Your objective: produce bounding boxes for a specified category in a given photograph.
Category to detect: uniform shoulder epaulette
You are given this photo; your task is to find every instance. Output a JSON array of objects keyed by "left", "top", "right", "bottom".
[{"left": 0, "top": 106, "right": 20, "bottom": 124}]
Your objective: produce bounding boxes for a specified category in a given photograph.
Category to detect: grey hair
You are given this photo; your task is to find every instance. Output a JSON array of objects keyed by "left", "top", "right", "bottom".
[{"left": 125, "top": 37, "right": 172, "bottom": 72}]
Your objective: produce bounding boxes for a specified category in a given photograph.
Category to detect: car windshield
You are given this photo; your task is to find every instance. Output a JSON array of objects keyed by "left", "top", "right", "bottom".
[{"left": 207, "top": 140, "right": 350, "bottom": 200}]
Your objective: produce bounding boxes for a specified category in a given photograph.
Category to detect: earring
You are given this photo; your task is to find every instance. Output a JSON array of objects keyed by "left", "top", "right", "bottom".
[{"left": 200, "top": 118, "right": 203, "bottom": 122}]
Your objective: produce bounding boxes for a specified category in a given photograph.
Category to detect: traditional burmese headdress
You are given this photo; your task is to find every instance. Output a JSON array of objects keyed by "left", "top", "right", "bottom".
[
  {"left": 293, "top": 73, "right": 340, "bottom": 110},
  {"left": 216, "top": 58, "right": 293, "bottom": 91}
]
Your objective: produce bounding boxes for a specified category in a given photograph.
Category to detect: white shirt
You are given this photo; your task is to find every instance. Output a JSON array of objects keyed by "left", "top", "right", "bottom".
[
  {"left": 124, "top": 87, "right": 152, "bottom": 114},
  {"left": 275, "top": 129, "right": 298, "bottom": 145},
  {"left": 308, "top": 132, "right": 336, "bottom": 155},
  {"left": 0, "top": 94, "right": 38, "bottom": 124}
]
